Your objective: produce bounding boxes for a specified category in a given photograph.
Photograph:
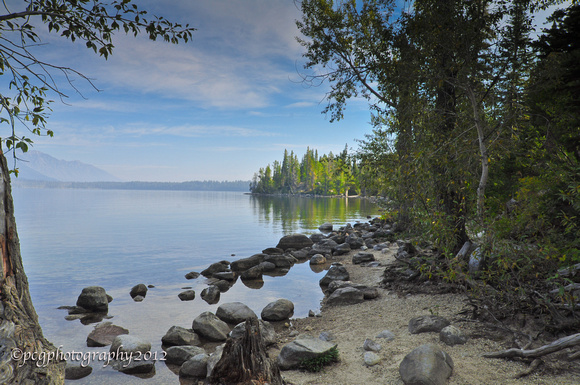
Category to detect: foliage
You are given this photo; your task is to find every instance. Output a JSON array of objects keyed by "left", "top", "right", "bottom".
[
  {"left": 299, "top": 347, "right": 339, "bottom": 372},
  {"left": 297, "top": 0, "right": 580, "bottom": 326},
  {"left": 0, "top": 0, "right": 195, "bottom": 173}
]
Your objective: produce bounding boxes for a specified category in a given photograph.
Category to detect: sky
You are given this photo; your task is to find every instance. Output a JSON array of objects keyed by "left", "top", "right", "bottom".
[
  {"left": 3, "top": 0, "right": 568, "bottom": 182},
  {"left": 5, "top": 0, "right": 374, "bottom": 182}
]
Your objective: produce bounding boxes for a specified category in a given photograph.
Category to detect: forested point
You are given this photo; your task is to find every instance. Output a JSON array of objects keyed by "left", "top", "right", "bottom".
[{"left": 249, "top": 146, "right": 366, "bottom": 196}]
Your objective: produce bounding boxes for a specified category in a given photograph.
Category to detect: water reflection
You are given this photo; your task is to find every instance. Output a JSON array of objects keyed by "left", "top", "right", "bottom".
[{"left": 250, "top": 195, "right": 375, "bottom": 234}]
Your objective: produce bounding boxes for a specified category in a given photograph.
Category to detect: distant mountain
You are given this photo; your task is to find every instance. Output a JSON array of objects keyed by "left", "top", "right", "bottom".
[{"left": 16, "top": 151, "right": 121, "bottom": 182}]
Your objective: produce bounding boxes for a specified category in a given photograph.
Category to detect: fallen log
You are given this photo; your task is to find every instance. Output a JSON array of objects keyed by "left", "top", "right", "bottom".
[{"left": 483, "top": 333, "right": 580, "bottom": 359}]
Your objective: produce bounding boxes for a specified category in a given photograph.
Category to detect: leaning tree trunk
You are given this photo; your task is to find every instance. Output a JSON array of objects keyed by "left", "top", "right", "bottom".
[{"left": 0, "top": 152, "right": 65, "bottom": 384}]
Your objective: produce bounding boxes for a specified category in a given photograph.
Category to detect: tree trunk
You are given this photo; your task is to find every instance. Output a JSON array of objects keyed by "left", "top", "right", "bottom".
[
  {"left": 209, "top": 317, "right": 284, "bottom": 385},
  {"left": 0, "top": 151, "right": 65, "bottom": 384}
]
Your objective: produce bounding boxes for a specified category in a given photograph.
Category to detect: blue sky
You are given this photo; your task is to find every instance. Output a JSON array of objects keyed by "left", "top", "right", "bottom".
[
  {"left": 6, "top": 0, "right": 567, "bottom": 182},
  {"left": 13, "top": 0, "right": 372, "bottom": 182}
]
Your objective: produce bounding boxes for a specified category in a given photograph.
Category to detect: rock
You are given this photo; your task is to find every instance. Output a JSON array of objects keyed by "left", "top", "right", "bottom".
[
  {"left": 352, "top": 252, "right": 375, "bottom": 264},
  {"left": 312, "top": 239, "right": 339, "bottom": 255},
  {"left": 76, "top": 286, "right": 109, "bottom": 313},
  {"left": 132, "top": 295, "right": 145, "bottom": 302},
  {"left": 364, "top": 351, "right": 381, "bottom": 366},
  {"left": 206, "top": 344, "right": 224, "bottom": 378},
  {"left": 276, "top": 234, "right": 314, "bottom": 250},
  {"left": 130, "top": 283, "right": 147, "bottom": 298},
  {"left": 318, "top": 222, "right": 333, "bottom": 232},
  {"left": 361, "top": 287, "right": 380, "bottom": 299},
  {"left": 111, "top": 357, "right": 155, "bottom": 374},
  {"left": 261, "top": 299, "right": 294, "bottom": 321},
  {"left": 230, "top": 254, "right": 266, "bottom": 271},
  {"left": 212, "top": 271, "right": 235, "bottom": 281},
  {"left": 240, "top": 265, "right": 264, "bottom": 280},
  {"left": 65, "top": 363, "right": 92, "bottom": 380},
  {"left": 201, "top": 261, "right": 230, "bottom": 277},
  {"left": 178, "top": 290, "right": 195, "bottom": 301},
  {"left": 185, "top": 271, "right": 200, "bottom": 279},
  {"left": 290, "top": 248, "right": 311, "bottom": 260},
  {"left": 201, "top": 286, "right": 220, "bottom": 304},
  {"left": 439, "top": 325, "right": 468, "bottom": 346},
  {"left": 216, "top": 302, "right": 257, "bottom": 324},
  {"left": 399, "top": 344, "right": 453, "bottom": 385},
  {"left": 179, "top": 353, "right": 209, "bottom": 379},
  {"left": 161, "top": 325, "right": 201, "bottom": 346},
  {"left": 318, "top": 331, "right": 335, "bottom": 341},
  {"left": 363, "top": 338, "right": 381, "bottom": 352},
  {"left": 277, "top": 338, "right": 338, "bottom": 370},
  {"left": 192, "top": 312, "right": 230, "bottom": 341},
  {"left": 310, "top": 233, "right": 327, "bottom": 243},
  {"left": 346, "top": 233, "right": 365, "bottom": 249},
  {"left": 110, "top": 334, "right": 151, "bottom": 355},
  {"left": 264, "top": 254, "right": 297, "bottom": 268},
  {"left": 326, "top": 287, "right": 365, "bottom": 306},
  {"left": 376, "top": 330, "right": 396, "bottom": 341},
  {"left": 86, "top": 322, "right": 129, "bottom": 347},
  {"left": 262, "top": 247, "right": 284, "bottom": 255},
  {"left": 319, "top": 264, "right": 350, "bottom": 286},
  {"left": 258, "top": 261, "right": 277, "bottom": 271},
  {"left": 229, "top": 319, "right": 278, "bottom": 346},
  {"left": 334, "top": 243, "right": 351, "bottom": 255},
  {"left": 408, "top": 315, "right": 451, "bottom": 334},
  {"left": 212, "top": 279, "right": 232, "bottom": 292},
  {"left": 165, "top": 345, "right": 206, "bottom": 366},
  {"left": 373, "top": 242, "right": 390, "bottom": 251},
  {"left": 310, "top": 254, "right": 327, "bottom": 265}
]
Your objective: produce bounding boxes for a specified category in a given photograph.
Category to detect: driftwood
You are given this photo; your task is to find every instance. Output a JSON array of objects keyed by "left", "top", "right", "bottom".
[
  {"left": 209, "top": 317, "right": 284, "bottom": 385},
  {"left": 483, "top": 333, "right": 580, "bottom": 359}
]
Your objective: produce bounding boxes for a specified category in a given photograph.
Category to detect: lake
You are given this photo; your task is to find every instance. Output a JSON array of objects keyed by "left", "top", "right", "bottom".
[{"left": 12, "top": 187, "right": 379, "bottom": 384}]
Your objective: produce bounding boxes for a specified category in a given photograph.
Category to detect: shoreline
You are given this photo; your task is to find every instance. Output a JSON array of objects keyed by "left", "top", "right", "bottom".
[{"left": 264, "top": 240, "right": 579, "bottom": 385}]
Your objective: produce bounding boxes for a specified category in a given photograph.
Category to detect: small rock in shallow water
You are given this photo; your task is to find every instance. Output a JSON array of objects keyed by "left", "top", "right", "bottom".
[{"left": 178, "top": 290, "right": 195, "bottom": 301}]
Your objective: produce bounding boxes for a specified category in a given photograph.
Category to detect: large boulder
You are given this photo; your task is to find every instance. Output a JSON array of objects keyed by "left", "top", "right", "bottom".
[
  {"left": 76, "top": 286, "right": 109, "bottom": 312},
  {"left": 408, "top": 315, "right": 451, "bottom": 334},
  {"left": 277, "top": 338, "right": 338, "bottom": 370},
  {"left": 230, "top": 254, "right": 266, "bottom": 271},
  {"left": 261, "top": 299, "right": 294, "bottom": 321},
  {"left": 276, "top": 234, "right": 313, "bottom": 250},
  {"left": 399, "top": 344, "right": 454, "bottom": 385},
  {"left": 86, "top": 322, "right": 128, "bottom": 347},
  {"left": 325, "top": 287, "right": 365, "bottom": 306},
  {"left": 192, "top": 312, "right": 230, "bottom": 341},
  {"left": 165, "top": 345, "right": 206, "bottom": 366},
  {"left": 319, "top": 264, "right": 350, "bottom": 286},
  {"left": 161, "top": 325, "right": 201, "bottom": 346},
  {"left": 216, "top": 302, "right": 257, "bottom": 324}
]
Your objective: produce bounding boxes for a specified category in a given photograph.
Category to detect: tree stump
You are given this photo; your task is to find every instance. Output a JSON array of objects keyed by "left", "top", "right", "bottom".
[{"left": 209, "top": 317, "right": 284, "bottom": 385}]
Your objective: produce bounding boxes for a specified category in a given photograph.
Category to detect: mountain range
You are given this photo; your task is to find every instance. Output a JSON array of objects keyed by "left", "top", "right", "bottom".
[{"left": 15, "top": 151, "right": 121, "bottom": 182}]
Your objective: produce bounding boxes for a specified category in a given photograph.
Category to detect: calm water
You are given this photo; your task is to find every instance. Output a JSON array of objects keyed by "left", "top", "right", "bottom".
[{"left": 12, "top": 187, "right": 378, "bottom": 384}]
